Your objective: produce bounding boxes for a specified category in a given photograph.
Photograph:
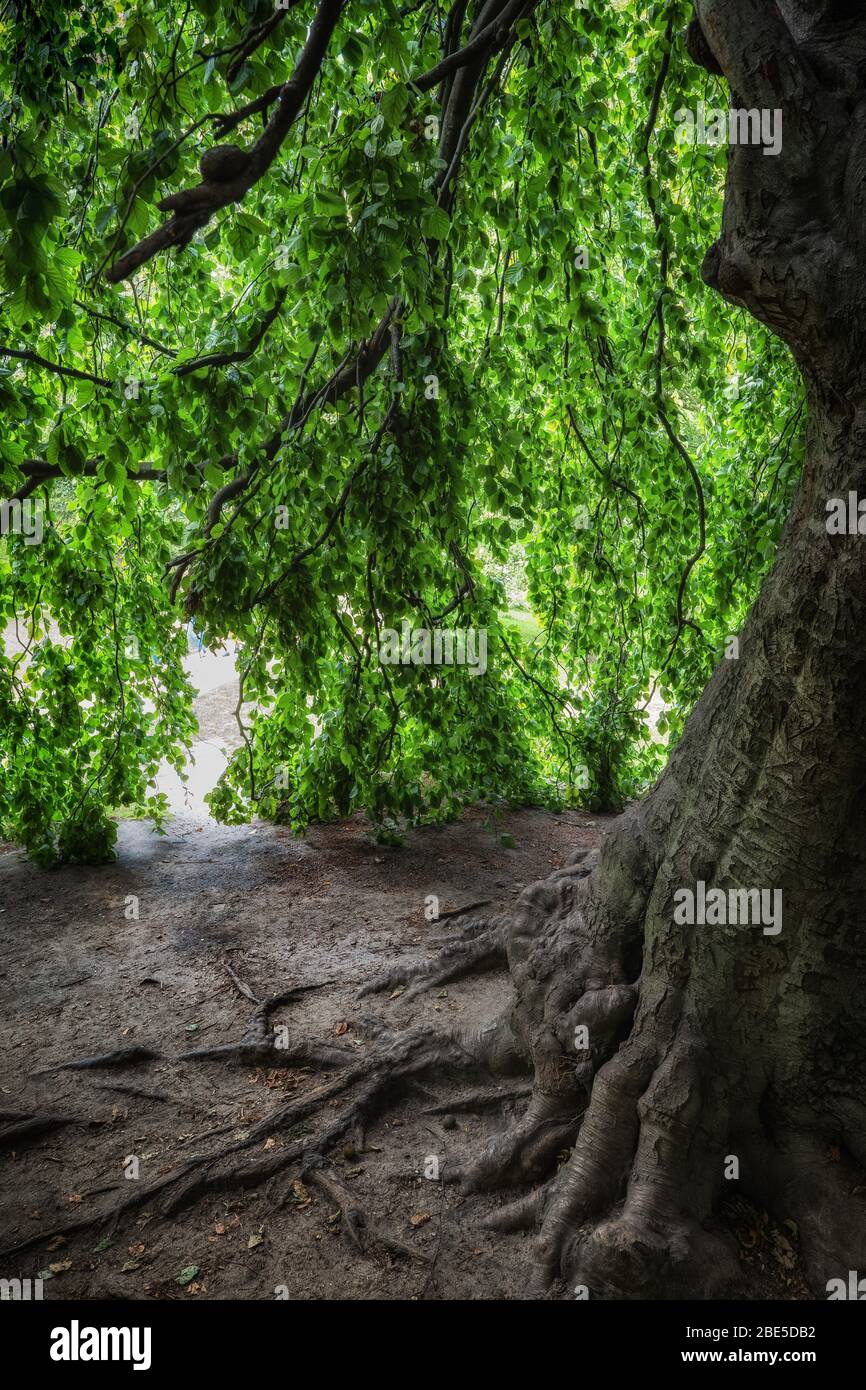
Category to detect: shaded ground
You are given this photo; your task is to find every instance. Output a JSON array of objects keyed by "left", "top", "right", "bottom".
[
  {"left": 0, "top": 805, "right": 606, "bottom": 1300},
  {"left": 0, "top": 804, "right": 811, "bottom": 1301},
  {"left": 0, "top": 656, "right": 809, "bottom": 1300}
]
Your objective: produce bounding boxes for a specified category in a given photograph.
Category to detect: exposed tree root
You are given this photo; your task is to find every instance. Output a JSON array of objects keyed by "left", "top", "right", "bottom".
[
  {"left": 0, "top": 1016, "right": 524, "bottom": 1260},
  {"left": 0, "top": 837, "right": 650, "bottom": 1285},
  {"left": 358, "top": 916, "right": 507, "bottom": 1000},
  {"left": 482, "top": 841, "right": 866, "bottom": 1300},
  {"left": 178, "top": 986, "right": 351, "bottom": 1067},
  {"left": 95, "top": 1082, "right": 198, "bottom": 1109},
  {"left": 9, "top": 804, "right": 865, "bottom": 1300},
  {"left": 422, "top": 1083, "right": 532, "bottom": 1116},
  {"left": 454, "top": 1090, "right": 579, "bottom": 1192},
  {"left": 178, "top": 1037, "right": 351, "bottom": 1068},
  {"left": 36, "top": 985, "right": 347, "bottom": 1077},
  {"left": 0, "top": 1110, "right": 89, "bottom": 1147},
  {"left": 431, "top": 899, "right": 492, "bottom": 923},
  {"left": 304, "top": 1166, "right": 431, "bottom": 1263},
  {"left": 35, "top": 1046, "right": 161, "bottom": 1074},
  {"left": 158, "top": 1021, "right": 525, "bottom": 1217}
]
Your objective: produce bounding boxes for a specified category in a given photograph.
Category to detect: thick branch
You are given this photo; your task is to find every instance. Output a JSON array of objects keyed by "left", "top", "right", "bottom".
[
  {"left": 105, "top": 0, "right": 345, "bottom": 284},
  {"left": 213, "top": 84, "right": 285, "bottom": 137},
  {"left": 20, "top": 459, "right": 162, "bottom": 479},
  {"left": 410, "top": 0, "right": 526, "bottom": 93},
  {"left": 14, "top": 460, "right": 165, "bottom": 499}
]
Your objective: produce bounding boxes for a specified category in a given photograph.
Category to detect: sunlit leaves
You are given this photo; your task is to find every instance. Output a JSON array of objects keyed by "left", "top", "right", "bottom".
[{"left": 0, "top": 1, "right": 802, "bottom": 861}]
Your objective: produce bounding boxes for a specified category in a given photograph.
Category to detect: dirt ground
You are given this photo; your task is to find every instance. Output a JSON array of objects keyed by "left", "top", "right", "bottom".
[
  {"left": 0, "top": 803, "right": 813, "bottom": 1302},
  {"left": 0, "top": 801, "right": 608, "bottom": 1300},
  {"left": 0, "top": 666, "right": 811, "bottom": 1301}
]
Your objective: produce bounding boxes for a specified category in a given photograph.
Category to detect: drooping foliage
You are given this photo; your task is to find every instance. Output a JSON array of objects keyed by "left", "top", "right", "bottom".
[{"left": 0, "top": 0, "right": 801, "bottom": 863}]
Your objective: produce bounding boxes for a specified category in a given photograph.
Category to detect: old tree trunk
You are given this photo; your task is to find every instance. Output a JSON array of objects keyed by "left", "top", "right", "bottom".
[
  {"left": 5, "top": 0, "right": 864, "bottom": 1302},
  {"left": 445, "top": 0, "right": 866, "bottom": 1297}
]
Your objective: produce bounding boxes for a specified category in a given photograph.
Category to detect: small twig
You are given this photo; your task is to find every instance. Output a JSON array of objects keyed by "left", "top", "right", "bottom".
[
  {"left": 223, "top": 961, "right": 261, "bottom": 1005},
  {"left": 418, "top": 1126, "right": 447, "bottom": 1298}
]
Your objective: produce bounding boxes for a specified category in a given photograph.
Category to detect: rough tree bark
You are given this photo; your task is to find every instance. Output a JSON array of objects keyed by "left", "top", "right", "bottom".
[
  {"left": 5, "top": 0, "right": 864, "bottom": 1300},
  {"left": 447, "top": 0, "right": 866, "bottom": 1297}
]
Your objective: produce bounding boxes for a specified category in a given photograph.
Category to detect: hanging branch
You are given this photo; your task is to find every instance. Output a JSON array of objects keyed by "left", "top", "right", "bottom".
[{"left": 104, "top": 0, "right": 346, "bottom": 284}]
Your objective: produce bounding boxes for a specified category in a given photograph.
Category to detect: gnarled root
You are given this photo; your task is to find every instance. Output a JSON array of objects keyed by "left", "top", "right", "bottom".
[
  {"left": 456, "top": 832, "right": 650, "bottom": 1197},
  {"left": 454, "top": 1088, "right": 579, "bottom": 1191},
  {"left": 303, "top": 1165, "right": 431, "bottom": 1264},
  {"left": 358, "top": 916, "right": 507, "bottom": 1001},
  {"left": 179, "top": 988, "right": 350, "bottom": 1068},
  {"left": 14, "top": 797, "right": 862, "bottom": 1300},
  {"left": 0, "top": 1011, "right": 526, "bottom": 1260},
  {"left": 523, "top": 1023, "right": 743, "bottom": 1299},
  {"left": 481, "top": 840, "right": 866, "bottom": 1300}
]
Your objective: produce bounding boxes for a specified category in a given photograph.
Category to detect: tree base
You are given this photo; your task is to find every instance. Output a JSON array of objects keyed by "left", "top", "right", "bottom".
[{"left": 3, "top": 832, "right": 864, "bottom": 1301}]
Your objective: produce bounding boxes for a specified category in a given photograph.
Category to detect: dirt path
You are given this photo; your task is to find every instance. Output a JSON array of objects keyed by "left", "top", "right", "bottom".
[
  {"left": 0, "top": 804, "right": 612, "bottom": 1300},
  {"left": 0, "top": 649, "right": 806, "bottom": 1300}
]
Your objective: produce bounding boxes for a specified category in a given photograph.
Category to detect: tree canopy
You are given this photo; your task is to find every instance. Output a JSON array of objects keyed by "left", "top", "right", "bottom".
[{"left": 0, "top": 0, "right": 803, "bottom": 865}]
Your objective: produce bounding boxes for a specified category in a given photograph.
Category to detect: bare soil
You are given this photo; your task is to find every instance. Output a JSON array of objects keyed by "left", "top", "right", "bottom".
[
  {"left": 0, "top": 670, "right": 811, "bottom": 1301},
  {"left": 0, "top": 800, "right": 606, "bottom": 1300},
  {"left": 0, "top": 804, "right": 810, "bottom": 1301}
]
